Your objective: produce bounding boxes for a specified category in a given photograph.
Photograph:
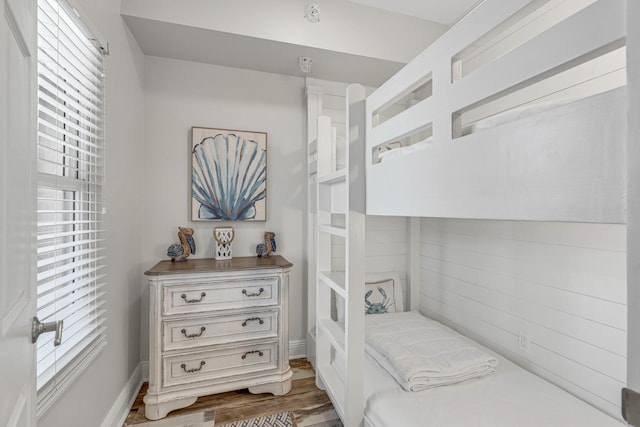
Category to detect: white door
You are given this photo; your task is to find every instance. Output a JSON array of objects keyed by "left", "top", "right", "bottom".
[{"left": 0, "top": 0, "right": 37, "bottom": 425}]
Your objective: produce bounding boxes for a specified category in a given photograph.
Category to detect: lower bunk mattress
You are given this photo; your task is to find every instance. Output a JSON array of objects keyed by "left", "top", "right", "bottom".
[{"left": 362, "top": 312, "right": 624, "bottom": 427}]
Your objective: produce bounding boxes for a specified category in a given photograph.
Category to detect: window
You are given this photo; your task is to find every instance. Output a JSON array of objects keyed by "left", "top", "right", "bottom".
[{"left": 36, "top": 0, "right": 107, "bottom": 414}]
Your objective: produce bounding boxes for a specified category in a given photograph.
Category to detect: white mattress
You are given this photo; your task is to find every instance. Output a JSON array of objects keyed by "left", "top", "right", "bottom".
[{"left": 363, "top": 326, "right": 624, "bottom": 427}]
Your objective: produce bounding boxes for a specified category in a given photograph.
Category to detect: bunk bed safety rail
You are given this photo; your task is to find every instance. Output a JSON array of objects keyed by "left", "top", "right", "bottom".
[
  {"left": 364, "top": 0, "right": 627, "bottom": 223},
  {"left": 367, "top": 0, "right": 625, "bottom": 155}
]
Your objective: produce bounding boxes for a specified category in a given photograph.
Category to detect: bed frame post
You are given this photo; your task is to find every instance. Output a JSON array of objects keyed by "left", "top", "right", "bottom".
[
  {"left": 627, "top": 0, "right": 640, "bottom": 422},
  {"left": 345, "top": 83, "right": 366, "bottom": 427},
  {"left": 409, "top": 217, "right": 421, "bottom": 311},
  {"left": 306, "top": 83, "right": 324, "bottom": 369}
]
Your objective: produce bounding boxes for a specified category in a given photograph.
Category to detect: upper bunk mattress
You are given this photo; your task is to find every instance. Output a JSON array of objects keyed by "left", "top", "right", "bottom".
[{"left": 363, "top": 312, "right": 624, "bottom": 427}]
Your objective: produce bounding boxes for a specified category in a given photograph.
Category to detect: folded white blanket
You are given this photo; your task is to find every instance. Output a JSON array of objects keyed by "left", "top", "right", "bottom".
[{"left": 365, "top": 311, "right": 498, "bottom": 392}]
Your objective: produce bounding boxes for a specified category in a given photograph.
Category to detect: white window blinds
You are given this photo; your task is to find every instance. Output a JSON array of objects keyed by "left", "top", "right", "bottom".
[{"left": 36, "top": 0, "right": 107, "bottom": 412}]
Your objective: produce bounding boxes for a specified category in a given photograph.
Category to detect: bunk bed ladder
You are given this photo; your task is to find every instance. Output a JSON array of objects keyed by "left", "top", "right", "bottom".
[{"left": 315, "top": 84, "right": 366, "bottom": 427}]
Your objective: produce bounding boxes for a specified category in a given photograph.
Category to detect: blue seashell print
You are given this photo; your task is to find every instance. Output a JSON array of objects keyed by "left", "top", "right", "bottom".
[{"left": 192, "top": 133, "right": 266, "bottom": 221}]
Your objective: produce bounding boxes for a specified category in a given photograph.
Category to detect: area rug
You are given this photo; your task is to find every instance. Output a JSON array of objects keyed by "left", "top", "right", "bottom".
[{"left": 216, "top": 411, "right": 293, "bottom": 427}]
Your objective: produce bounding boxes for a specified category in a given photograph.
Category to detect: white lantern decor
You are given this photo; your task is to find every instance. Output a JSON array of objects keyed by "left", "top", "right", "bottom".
[{"left": 213, "top": 226, "right": 235, "bottom": 260}]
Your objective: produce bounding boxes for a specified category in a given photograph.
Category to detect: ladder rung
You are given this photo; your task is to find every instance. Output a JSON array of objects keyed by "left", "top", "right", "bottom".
[
  {"left": 308, "top": 138, "right": 317, "bottom": 154},
  {"left": 318, "top": 271, "right": 346, "bottom": 298},
  {"left": 318, "top": 318, "right": 345, "bottom": 355},
  {"left": 318, "top": 168, "right": 347, "bottom": 185},
  {"left": 318, "top": 224, "right": 346, "bottom": 237},
  {"left": 308, "top": 160, "right": 317, "bottom": 175}
]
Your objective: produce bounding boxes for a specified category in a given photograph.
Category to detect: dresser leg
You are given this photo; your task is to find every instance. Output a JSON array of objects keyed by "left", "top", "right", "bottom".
[
  {"left": 248, "top": 377, "right": 292, "bottom": 396},
  {"left": 143, "top": 395, "right": 198, "bottom": 420}
]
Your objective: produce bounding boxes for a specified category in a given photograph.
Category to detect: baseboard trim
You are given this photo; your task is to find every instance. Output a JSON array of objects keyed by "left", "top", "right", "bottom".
[
  {"left": 306, "top": 332, "right": 316, "bottom": 368},
  {"left": 100, "top": 363, "right": 143, "bottom": 427},
  {"left": 141, "top": 360, "right": 149, "bottom": 382},
  {"left": 289, "top": 339, "right": 306, "bottom": 359}
]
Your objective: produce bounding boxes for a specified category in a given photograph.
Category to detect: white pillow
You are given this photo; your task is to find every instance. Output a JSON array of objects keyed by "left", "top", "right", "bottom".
[{"left": 335, "top": 271, "right": 404, "bottom": 321}]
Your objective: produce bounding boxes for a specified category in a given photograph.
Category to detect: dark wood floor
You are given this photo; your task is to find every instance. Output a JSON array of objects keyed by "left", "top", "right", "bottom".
[{"left": 123, "top": 359, "right": 341, "bottom": 426}]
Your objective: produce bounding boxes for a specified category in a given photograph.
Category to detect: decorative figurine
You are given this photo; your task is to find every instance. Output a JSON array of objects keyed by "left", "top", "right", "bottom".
[
  {"left": 256, "top": 231, "right": 276, "bottom": 257},
  {"left": 167, "top": 227, "right": 196, "bottom": 262},
  {"left": 213, "top": 226, "right": 234, "bottom": 260}
]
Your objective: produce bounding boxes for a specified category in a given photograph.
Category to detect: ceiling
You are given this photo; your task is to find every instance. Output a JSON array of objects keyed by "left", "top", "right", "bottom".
[
  {"left": 346, "top": 0, "right": 482, "bottom": 25},
  {"left": 122, "top": 0, "right": 482, "bottom": 86}
]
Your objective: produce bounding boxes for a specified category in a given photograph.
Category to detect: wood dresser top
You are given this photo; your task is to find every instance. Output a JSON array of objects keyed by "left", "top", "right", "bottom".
[{"left": 144, "top": 256, "right": 293, "bottom": 276}]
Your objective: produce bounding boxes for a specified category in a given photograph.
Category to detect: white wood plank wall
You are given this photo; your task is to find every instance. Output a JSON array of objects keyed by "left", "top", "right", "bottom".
[
  {"left": 420, "top": 218, "right": 626, "bottom": 419},
  {"left": 364, "top": 216, "right": 410, "bottom": 298},
  {"left": 332, "top": 216, "right": 410, "bottom": 305}
]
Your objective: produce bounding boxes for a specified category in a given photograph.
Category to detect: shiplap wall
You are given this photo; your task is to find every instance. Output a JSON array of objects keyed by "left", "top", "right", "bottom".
[
  {"left": 365, "top": 216, "right": 410, "bottom": 297},
  {"left": 332, "top": 216, "right": 410, "bottom": 304},
  {"left": 420, "top": 218, "right": 626, "bottom": 419}
]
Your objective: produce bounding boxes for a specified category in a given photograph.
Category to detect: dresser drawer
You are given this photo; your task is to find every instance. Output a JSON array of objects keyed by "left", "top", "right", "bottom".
[
  {"left": 162, "top": 277, "right": 279, "bottom": 315},
  {"left": 162, "top": 310, "right": 279, "bottom": 351},
  {"left": 162, "top": 342, "right": 278, "bottom": 388}
]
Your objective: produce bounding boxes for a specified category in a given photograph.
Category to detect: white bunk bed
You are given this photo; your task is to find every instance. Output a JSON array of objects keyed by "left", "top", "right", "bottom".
[{"left": 310, "top": 0, "right": 629, "bottom": 426}]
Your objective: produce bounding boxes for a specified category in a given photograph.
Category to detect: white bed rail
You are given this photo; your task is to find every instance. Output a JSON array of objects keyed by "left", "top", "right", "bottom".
[{"left": 365, "top": 0, "right": 627, "bottom": 223}]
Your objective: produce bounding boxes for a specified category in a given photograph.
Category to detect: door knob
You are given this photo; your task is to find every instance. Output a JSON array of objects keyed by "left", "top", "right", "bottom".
[{"left": 32, "top": 316, "right": 63, "bottom": 346}]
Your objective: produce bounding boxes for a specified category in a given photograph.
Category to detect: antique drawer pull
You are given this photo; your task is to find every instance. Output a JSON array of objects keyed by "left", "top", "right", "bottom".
[
  {"left": 181, "top": 326, "right": 206, "bottom": 338},
  {"left": 181, "top": 292, "right": 206, "bottom": 303},
  {"left": 241, "top": 350, "right": 264, "bottom": 359},
  {"left": 242, "top": 288, "right": 265, "bottom": 297},
  {"left": 181, "top": 360, "right": 205, "bottom": 373},
  {"left": 241, "top": 317, "right": 264, "bottom": 327}
]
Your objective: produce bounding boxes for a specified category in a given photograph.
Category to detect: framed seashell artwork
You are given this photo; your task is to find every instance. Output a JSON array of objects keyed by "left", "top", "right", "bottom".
[{"left": 191, "top": 127, "right": 267, "bottom": 221}]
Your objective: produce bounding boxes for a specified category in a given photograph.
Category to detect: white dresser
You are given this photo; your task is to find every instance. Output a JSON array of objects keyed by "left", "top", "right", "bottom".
[{"left": 143, "top": 256, "right": 293, "bottom": 420}]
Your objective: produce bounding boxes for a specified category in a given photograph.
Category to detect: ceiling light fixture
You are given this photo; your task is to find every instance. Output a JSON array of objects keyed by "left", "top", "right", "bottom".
[
  {"left": 298, "top": 57, "right": 312, "bottom": 73},
  {"left": 304, "top": 4, "right": 320, "bottom": 23}
]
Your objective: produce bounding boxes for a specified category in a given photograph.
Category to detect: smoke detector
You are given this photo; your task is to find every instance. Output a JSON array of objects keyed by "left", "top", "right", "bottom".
[
  {"left": 304, "top": 4, "right": 320, "bottom": 23},
  {"left": 298, "top": 57, "right": 312, "bottom": 73}
]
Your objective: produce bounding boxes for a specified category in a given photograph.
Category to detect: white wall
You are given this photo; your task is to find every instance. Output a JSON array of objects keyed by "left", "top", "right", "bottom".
[
  {"left": 37, "top": 0, "right": 146, "bottom": 426},
  {"left": 420, "top": 218, "right": 626, "bottom": 419},
  {"left": 141, "top": 56, "right": 307, "bottom": 360}
]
